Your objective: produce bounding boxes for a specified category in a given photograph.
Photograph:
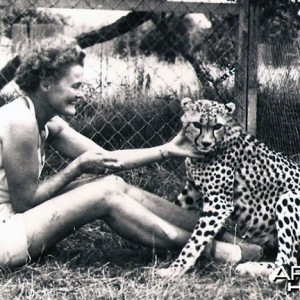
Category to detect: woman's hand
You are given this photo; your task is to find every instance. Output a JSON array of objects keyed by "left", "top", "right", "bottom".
[
  {"left": 163, "top": 130, "right": 204, "bottom": 159},
  {"left": 76, "top": 151, "right": 124, "bottom": 175}
]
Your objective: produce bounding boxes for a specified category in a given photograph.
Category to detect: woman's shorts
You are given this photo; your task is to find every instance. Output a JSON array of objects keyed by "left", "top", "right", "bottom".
[{"left": 0, "top": 203, "right": 29, "bottom": 266}]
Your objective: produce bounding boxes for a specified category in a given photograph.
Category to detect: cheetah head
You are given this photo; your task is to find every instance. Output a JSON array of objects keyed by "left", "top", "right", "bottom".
[{"left": 181, "top": 98, "right": 237, "bottom": 154}]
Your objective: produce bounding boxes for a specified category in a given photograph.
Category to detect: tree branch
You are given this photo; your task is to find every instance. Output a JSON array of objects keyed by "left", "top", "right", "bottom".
[
  {"left": 0, "top": 55, "right": 21, "bottom": 91},
  {"left": 76, "top": 11, "right": 153, "bottom": 48}
]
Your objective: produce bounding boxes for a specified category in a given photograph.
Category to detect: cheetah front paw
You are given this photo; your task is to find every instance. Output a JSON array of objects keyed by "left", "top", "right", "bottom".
[
  {"left": 156, "top": 266, "right": 184, "bottom": 278},
  {"left": 235, "top": 262, "right": 272, "bottom": 277}
]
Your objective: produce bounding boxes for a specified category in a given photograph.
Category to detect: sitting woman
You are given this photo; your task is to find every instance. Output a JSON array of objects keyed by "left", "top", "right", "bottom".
[{"left": 0, "top": 37, "right": 244, "bottom": 267}]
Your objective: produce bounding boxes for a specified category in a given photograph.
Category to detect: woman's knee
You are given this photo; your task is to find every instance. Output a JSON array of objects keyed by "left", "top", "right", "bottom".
[
  {"left": 83, "top": 175, "right": 127, "bottom": 212},
  {"left": 0, "top": 214, "right": 30, "bottom": 267},
  {"left": 81, "top": 174, "right": 124, "bottom": 193},
  {"left": 91, "top": 175, "right": 127, "bottom": 191},
  {"left": 53, "top": 175, "right": 128, "bottom": 216}
]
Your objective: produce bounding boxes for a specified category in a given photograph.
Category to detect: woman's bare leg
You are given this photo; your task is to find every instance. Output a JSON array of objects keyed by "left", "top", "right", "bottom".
[
  {"left": 23, "top": 176, "right": 195, "bottom": 261},
  {"left": 124, "top": 185, "right": 199, "bottom": 231},
  {"left": 58, "top": 176, "right": 237, "bottom": 242},
  {"left": 62, "top": 176, "right": 199, "bottom": 231}
]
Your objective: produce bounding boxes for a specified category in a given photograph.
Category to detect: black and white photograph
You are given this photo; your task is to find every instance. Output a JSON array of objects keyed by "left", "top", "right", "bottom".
[{"left": 0, "top": 0, "right": 299, "bottom": 299}]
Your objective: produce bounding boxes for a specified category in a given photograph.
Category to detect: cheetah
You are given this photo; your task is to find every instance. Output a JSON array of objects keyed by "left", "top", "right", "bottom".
[{"left": 157, "top": 98, "right": 300, "bottom": 281}]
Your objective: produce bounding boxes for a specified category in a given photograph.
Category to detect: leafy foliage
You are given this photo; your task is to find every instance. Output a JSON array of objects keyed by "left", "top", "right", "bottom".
[
  {"left": 256, "top": 0, "right": 300, "bottom": 66},
  {"left": 204, "top": 0, "right": 300, "bottom": 67},
  {"left": 113, "top": 14, "right": 193, "bottom": 63},
  {"left": 139, "top": 14, "right": 193, "bottom": 63},
  {"left": 199, "top": 13, "right": 236, "bottom": 68},
  {"left": 113, "top": 1, "right": 299, "bottom": 68},
  {"left": 257, "top": 0, "right": 300, "bottom": 41}
]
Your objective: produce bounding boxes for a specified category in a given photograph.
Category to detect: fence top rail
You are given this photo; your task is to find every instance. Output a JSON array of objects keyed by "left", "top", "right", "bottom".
[{"left": 0, "top": 0, "right": 241, "bottom": 14}]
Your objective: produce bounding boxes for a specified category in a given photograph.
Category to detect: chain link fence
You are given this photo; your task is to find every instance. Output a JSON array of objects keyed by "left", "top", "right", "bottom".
[
  {"left": 0, "top": 0, "right": 299, "bottom": 188},
  {"left": 255, "top": 0, "right": 300, "bottom": 157},
  {"left": 0, "top": 0, "right": 244, "bottom": 183}
]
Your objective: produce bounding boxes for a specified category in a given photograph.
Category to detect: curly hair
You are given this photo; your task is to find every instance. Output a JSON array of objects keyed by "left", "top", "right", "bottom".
[{"left": 15, "top": 36, "right": 86, "bottom": 93}]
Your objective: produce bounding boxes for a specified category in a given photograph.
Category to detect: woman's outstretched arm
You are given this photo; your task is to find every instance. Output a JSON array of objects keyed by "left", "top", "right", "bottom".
[{"left": 47, "top": 116, "right": 201, "bottom": 170}]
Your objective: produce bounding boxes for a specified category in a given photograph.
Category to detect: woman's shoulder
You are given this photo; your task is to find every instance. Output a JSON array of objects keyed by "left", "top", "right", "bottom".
[{"left": 0, "top": 97, "right": 35, "bottom": 120}]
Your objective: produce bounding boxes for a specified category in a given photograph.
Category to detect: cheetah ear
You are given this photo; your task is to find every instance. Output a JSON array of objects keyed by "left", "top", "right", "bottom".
[
  {"left": 225, "top": 102, "right": 235, "bottom": 114},
  {"left": 181, "top": 97, "right": 193, "bottom": 110}
]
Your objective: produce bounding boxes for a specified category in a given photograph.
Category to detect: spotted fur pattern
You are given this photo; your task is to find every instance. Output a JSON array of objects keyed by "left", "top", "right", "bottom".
[{"left": 159, "top": 98, "right": 300, "bottom": 280}]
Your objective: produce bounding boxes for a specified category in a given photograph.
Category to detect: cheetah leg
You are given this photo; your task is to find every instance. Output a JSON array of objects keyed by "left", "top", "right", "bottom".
[
  {"left": 156, "top": 201, "right": 234, "bottom": 277},
  {"left": 270, "top": 192, "right": 300, "bottom": 282},
  {"left": 236, "top": 192, "right": 300, "bottom": 282}
]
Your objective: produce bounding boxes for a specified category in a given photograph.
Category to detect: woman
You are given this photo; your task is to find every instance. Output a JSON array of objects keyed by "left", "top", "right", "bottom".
[{"left": 0, "top": 37, "right": 246, "bottom": 268}]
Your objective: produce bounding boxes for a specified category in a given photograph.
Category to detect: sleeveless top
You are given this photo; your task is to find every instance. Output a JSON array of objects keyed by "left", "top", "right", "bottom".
[{"left": 0, "top": 97, "right": 49, "bottom": 203}]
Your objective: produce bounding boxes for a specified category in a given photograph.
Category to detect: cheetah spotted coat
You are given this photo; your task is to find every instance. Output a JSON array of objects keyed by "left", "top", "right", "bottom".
[{"left": 158, "top": 98, "right": 300, "bottom": 280}]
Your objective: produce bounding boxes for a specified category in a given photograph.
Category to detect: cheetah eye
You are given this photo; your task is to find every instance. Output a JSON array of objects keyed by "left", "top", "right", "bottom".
[
  {"left": 72, "top": 82, "right": 83, "bottom": 90},
  {"left": 192, "top": 122, "right": 202, "bottom": 129},
  {"left": 214, "top": 123, "right": 223, "bottom": 130}
]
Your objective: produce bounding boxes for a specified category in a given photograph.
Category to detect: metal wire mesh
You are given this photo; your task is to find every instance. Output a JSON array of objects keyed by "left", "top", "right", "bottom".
[{"left": 0, "top": 0, "right": 255, "bottom": 178}]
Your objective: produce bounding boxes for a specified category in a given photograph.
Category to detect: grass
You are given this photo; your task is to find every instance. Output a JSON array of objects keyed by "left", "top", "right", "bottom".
[
  {"left": 0, "top": 219, "right": 297, "bottom": 299},
  {"left": 0, "top": 166, "right": 299, "bottom": 299},
  {"left": 257, "top": 65, "right": 300, "bottom": 155}
]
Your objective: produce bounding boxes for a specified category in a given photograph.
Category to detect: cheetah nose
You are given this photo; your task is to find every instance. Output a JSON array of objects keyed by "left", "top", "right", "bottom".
[{"left": 202, "top": 141, "right": 212, "bottom": 148}]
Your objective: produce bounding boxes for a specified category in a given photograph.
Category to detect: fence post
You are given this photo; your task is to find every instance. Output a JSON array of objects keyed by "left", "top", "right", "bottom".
[{"left": 235, "top": 0, "right": 258, "bottom": 135}]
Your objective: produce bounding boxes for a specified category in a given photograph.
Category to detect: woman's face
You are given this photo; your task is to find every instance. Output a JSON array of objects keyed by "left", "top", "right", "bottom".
[{"left": 45, "top": 64, "right": 85, "bottom": 116}]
